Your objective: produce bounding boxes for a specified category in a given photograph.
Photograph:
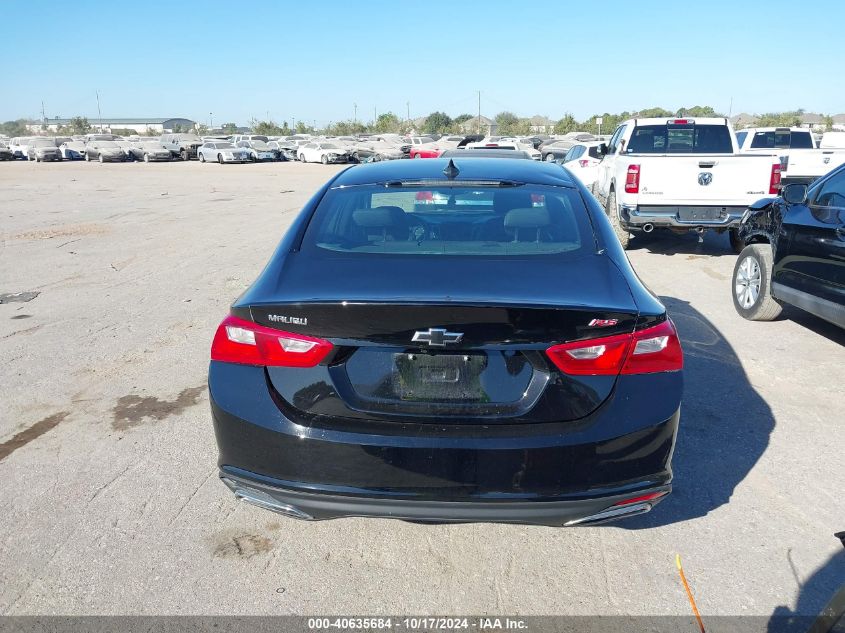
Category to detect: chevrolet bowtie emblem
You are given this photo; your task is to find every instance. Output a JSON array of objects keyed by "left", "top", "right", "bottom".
[{"left": 411, "top": 328, "right": 463, "bottom": 347}]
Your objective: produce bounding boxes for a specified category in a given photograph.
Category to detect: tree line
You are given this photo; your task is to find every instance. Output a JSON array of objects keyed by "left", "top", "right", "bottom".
[{"left": 1, "top": 107, "right": 837, "bottom": 139}]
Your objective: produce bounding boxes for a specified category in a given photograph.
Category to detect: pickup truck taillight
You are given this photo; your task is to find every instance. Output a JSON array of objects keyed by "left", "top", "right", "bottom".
[
  {"left": 624, "top": 164, "right": 641, "bottom": 193},
  {"left": 769, "top": 163, "right": 782, "bottom": 194}
]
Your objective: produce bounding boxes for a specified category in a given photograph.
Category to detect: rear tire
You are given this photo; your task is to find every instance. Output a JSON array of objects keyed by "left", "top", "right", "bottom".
[
  {"left": 729, "top": 228, "right": 745, "bottom": 254},
  {"left": 605, "top": 189, "right": 631, "bottom": 249},
  {"left": 180, "top": 149, "right": 189, "bottom": 161},
  {"left": 98, "top": 154, "right": 104, "bottom": 163},
  {"left": 732, "top": 244, "right": 783, "bottom": 321},
  {"left": 217, "top": 153, "right": 224, "bottom": 164}
]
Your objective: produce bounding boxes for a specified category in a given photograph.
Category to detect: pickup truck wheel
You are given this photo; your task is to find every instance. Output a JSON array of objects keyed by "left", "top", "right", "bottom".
[
  {"left": 729, "top": 228, "right": 745, "bottom": 254},
  {"left": 605, "top": 190, "right": 631, "bottom": 249},
  {"left": 732, "top": 244, "right": 782, "bottom": 321},
  {"left": 180, "top": 149, "right": 189, "bottom": 161}
]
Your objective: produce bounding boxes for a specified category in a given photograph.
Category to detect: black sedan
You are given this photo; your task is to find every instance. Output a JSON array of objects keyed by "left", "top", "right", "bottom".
[
  {"left": 732, "top": 165, "right": 845, "bottom": 328},
  {"left": 209, "top": 158, "right": 684, "bottom": 526}
]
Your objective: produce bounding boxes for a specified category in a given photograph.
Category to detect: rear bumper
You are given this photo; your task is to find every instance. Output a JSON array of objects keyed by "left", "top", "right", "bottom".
[
  {"left": 220, "top": 467, "right": 670, "bottom": 526},
  {"left": 621, "top": 204, "right": 746, "bottom": 229},
  {"left": 780, "top": 175, "right": 819, "bottom": 186},
  {"left": 210, "top": 362, "right": 681, "bottom": 525}
]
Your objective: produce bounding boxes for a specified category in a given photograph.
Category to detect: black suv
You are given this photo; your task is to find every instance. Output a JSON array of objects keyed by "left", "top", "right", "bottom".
[{"left": 732, "top": 163, "right": 845, "bottom": 328}]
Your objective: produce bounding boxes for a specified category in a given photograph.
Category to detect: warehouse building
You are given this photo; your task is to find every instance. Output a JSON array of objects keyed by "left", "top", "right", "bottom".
[{"left": 27, "top": 117, "right": 196, "bottom": 134}]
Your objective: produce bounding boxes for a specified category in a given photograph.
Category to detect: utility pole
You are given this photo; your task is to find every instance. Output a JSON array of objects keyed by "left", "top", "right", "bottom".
[
  {"left": 40, "top": 101, "right": 46, "bottom": 124},
  {"left": 96, "top": 91, "right": 102, "bottom": 132},
  {"left": 477, "top": 91, "right": 481, "bottom": 134},
  {"left": 374, "top": 106, "right": 377, "bottom": 125},
  {"left": 353, "top": 102, "right": 357, "bottom": 124},
  {"left": 728, "top": 96, "right": 733, "bottom": 118},
  {"left": 406, "top": 101, "right": 410, "bottom": 124},
  {"left": 291, "top": 116, "right": 294, "bottom": 131},
  {"left": 209, "top": 112, "right": 213, "bottom": 128}
]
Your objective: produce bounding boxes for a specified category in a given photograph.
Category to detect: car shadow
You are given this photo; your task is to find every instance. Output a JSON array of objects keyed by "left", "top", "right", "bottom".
[
  {"left": 627, "top": 229, "right": 736, "bottom": 256},
  {"left": 621, "top": 296, "right": 776, "bottom": 529},
  {"left": 768, "top": 536, "right": 845, "bottom": 633},
  {"left": 780, "top": 305, "right": 845, "bottom": 347}
]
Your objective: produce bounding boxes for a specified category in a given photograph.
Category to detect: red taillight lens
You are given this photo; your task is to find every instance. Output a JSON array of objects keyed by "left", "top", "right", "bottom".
[
  {"left": 546, "top": 319, "right": 683, "bottom": 376},
  {"left": 578, "top": 159, "right": 590, "bottom": 167},
  {"left": 624, "top": 164, "right": 640, "bottom": 193},
  {"left": 210, "top": 315, "right": 333, "bottom": 367},
  {"left": 621, "top": 319, "right": 684, "bottom": 374},
  {"left": 769, "top": 163, "right": 782, "bottom": 194},
  {"left": 613, "top": 491, "right": 668, "bottom": 506},
  {"left": 415, "top": 191, "right": 434, "bottom": 202},
  {"left": 546, "top": 332, "right": 632, "bottom": 376}
]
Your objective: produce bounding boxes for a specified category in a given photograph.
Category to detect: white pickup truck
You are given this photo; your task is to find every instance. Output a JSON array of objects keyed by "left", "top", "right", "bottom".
[
  {"left": 736, "top": 126, "right": 845, "bottom": 186},
  {"left": 593, "top": 117, "right": 782, "bottom": 250}
]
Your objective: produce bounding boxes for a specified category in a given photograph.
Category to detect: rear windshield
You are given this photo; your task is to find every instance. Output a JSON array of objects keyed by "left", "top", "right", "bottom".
[
  {"left": 750, "top": 130, "right": 814, "bottom": 149},
  {"left": 627, "top": 124, "right": 733, "bottom": 154},
  {"left": 303, "top": 184, "right": 593, "bottom": 257}
]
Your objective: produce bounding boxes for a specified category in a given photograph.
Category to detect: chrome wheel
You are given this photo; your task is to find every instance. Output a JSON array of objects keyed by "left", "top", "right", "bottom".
[
  {"left": 735, "top": 255, "right": 761, "bottom": 309},
  {"left": 545, "top": 153, "right": 555, "bottom": 162}
]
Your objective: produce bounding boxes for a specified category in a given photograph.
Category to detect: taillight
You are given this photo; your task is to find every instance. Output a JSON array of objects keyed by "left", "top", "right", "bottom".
[
  {"left": 546, "top": 319, "right": 683, "bottom": 376},
  {"left": 613, "top": 491, "right": 668, "bottom": 506},
  {"left": 210, "top": 315, "right": 333, "bottom": 367},
  {"left": 621, "top": 319, "right": 684, "bottom": 374},
  {"left": 624, "top": 164, "right": 640, "bottom": 193},
  {"left": 769, "top": 163, "right": 782, "bottom": 194},
  {"left": 578, "top": 159, "right": 591, "bottom": 168},
  {"left": 415, "top": 191, "right": 434, "bottom": 202}
]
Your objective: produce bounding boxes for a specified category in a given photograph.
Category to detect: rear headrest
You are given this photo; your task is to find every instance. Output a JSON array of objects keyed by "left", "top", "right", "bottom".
[
  {"left": 352, "top": 206, "right": 406, "bottom": 228},
  {"left": 504, "top": 207, "right": 550, "bottom": 229}
]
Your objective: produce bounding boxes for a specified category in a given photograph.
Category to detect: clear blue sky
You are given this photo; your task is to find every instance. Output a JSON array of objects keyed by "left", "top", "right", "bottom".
[{"left": 2, "top": 0, "right": 843, "bottom": 126}]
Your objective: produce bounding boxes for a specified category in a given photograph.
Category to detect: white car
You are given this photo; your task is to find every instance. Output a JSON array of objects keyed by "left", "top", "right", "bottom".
[
  {"left": 298, "top": 142, "right": 352, "bottom": 164},
  {"left": 236, "top": 140, "right": 278, "bottom": 162},
  {"left": 9, "top": 137, "right": 35, "bottom": 159},
  {"left": 197, "top": 141, "right": 251, "bottom": 164},
  {"left": 59, "top": 141, "right": 87, "bottom": 160},
  {"left": 466, "top": 138, "right": 541, "bottom": 160},
  {"left": 559, "top": 142, "right": 604, "bottom": 187}
]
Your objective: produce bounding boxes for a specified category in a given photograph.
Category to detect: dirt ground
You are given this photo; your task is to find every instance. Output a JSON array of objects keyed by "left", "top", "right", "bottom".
[{"left": 1, "top": 160, "right": 843, "bottom": 619}]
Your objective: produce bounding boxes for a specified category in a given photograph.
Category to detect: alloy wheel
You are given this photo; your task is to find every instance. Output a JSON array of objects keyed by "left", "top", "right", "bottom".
[{"left": 735, "top": 255, "right": 761, "bottom": 308}]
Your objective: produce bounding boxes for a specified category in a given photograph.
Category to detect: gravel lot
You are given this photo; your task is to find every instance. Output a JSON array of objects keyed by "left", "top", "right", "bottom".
[{"left": 1, "top": 160, "right": 843, "bottom": 619}]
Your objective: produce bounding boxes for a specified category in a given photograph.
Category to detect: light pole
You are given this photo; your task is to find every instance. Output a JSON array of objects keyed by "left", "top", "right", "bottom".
[
  {"left": 209, "top": 112, "right": 213, "bottom": 128},
  {"left": 353, "top": 102, "right": 357, "bottom": 124}
]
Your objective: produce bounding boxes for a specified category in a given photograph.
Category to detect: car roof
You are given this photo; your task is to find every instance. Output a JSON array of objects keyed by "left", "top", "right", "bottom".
[
  {"left": 330, "top": 157, "right": 576, "bottom": 188},
  {"left": 440, "top": 149, "right": 532, "bottom": 159}
]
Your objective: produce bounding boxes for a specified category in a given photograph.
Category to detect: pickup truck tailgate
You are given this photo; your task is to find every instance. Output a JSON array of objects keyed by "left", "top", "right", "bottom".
[
  {"left": 782, "top": 149, "right": 845, "bottom": 182},
  {"left": 634, "top": 154, "right": 777, "bottom": 206}
]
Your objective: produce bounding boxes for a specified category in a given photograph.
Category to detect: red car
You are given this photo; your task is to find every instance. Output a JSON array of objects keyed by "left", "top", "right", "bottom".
[{"left": 409, "top": 135, "right": 468, "bottom": 159}]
